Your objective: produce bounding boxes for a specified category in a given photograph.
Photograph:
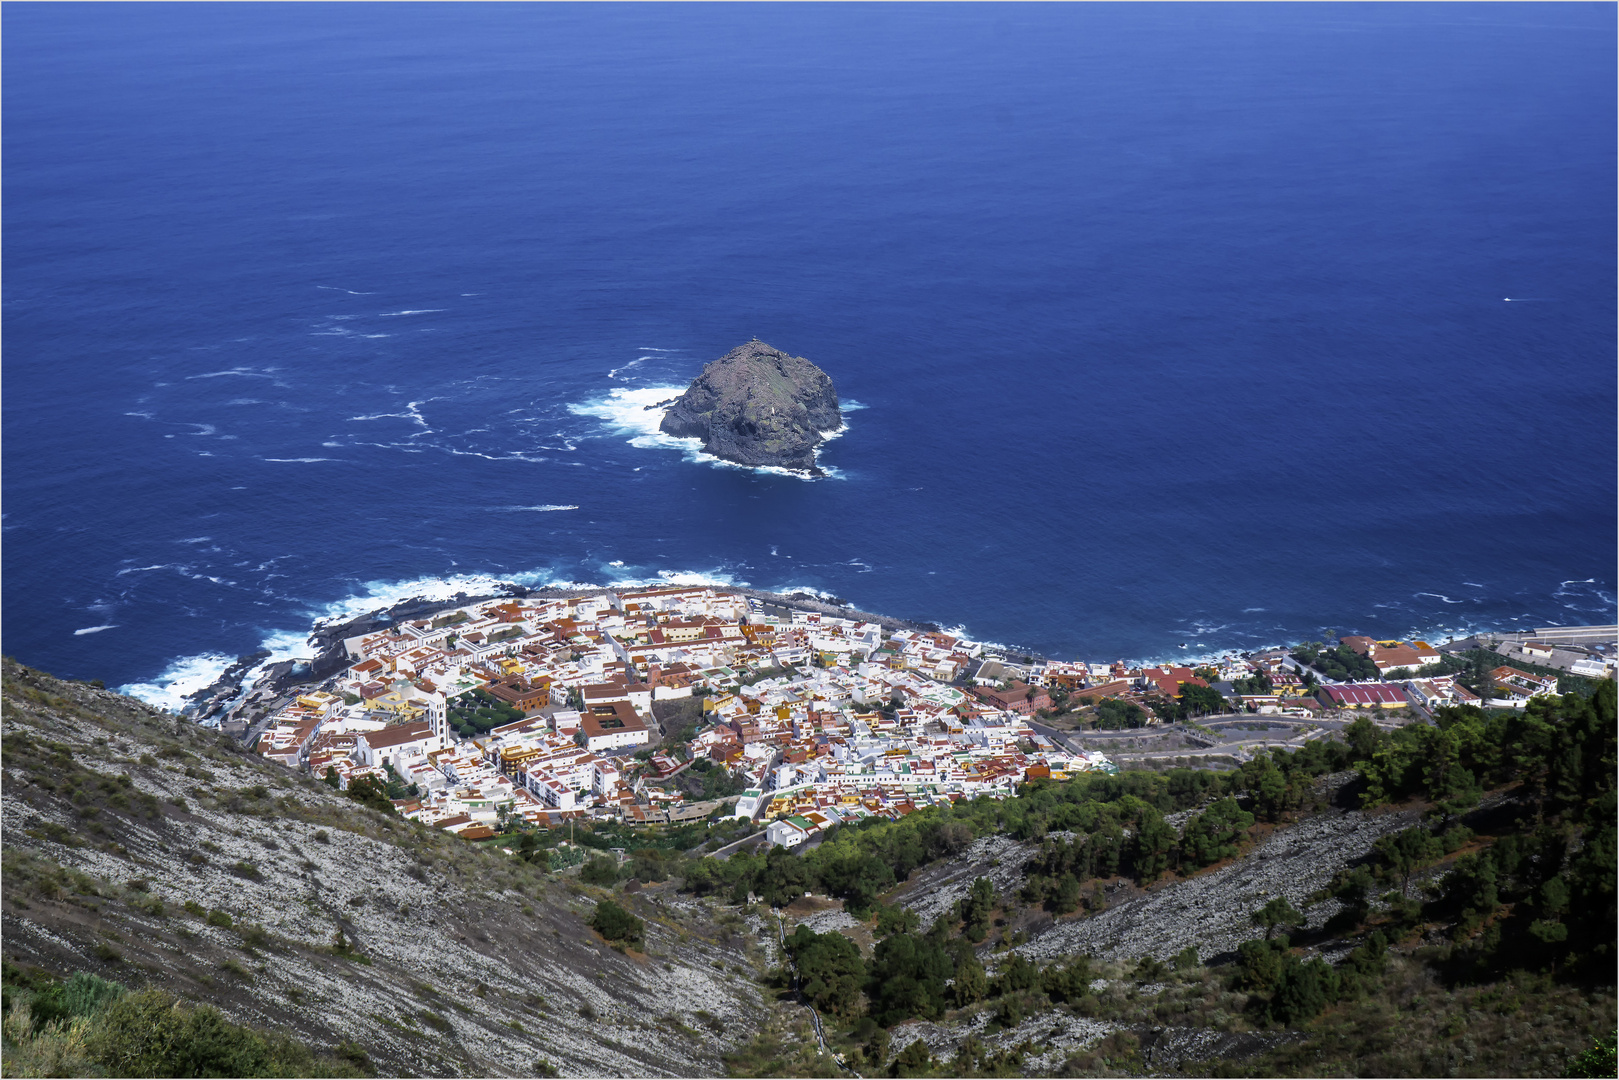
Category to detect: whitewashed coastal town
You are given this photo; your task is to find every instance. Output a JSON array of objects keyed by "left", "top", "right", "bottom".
[
  {"left": 239, "top": 584, "right": 1616, "bottom": 849},
  {"left": 246, "top": 586, "right": 1116, "bottom": 843}
]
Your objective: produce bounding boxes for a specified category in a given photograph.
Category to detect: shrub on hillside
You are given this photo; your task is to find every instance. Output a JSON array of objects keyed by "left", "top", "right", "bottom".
[
  {"left": 589, "top": 899, "right": 643, "bottom": 948},
  {"left": 579, "top": 856, "right": 620, "bottom": 887},
  {"left": 89, "top": 988, "right": 362, "bottom": 1077}
]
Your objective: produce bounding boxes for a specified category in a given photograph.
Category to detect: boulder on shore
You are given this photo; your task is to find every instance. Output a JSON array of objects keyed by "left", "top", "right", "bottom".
[{"left": 659, "top": 340, "right": 841, "bottom": 475}]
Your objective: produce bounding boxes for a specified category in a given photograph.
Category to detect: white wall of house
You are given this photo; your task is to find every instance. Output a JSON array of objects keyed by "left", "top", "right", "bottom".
[
  {"left": 765, "top": 820, "right": 807, "bottom": 848},
  {"left": 585, "top": 727, "right": 650, "bottom": 753}
]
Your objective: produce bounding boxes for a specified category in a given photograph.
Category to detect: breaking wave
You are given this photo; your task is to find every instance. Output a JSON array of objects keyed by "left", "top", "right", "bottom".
[{"left": 567, "top": 384, "right": 846, "bottom": 481}]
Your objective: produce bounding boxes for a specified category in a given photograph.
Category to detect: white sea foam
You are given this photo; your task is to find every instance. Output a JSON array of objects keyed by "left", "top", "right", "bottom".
[
  {"left": 774, "top": 585, "right": 840, "bottom": 602},
  {"left": 116, "top": 564, "right": 172, "bottom": 576},
  {"left": 257, "top": 627, "right": 316, "bottom": 663},
  {"left": 645, "top": 569, "right": 746, "bottom": 588},
  {"left": 119, "top": 653, "right": 237, "bottom": 713},
  {"left": 568, "top": 385, "right": 685, "bottom": 436},
  {"left": 842, "top": 400, "right": 871, "bottom": 411},
  {"left": 261, "top": 457, "right": 340, "bottom": 463},
  {"left": 124, "top": 410, "right": 156, "bottom": 420},
  {"left": 316, "top": 286, "right": 375, "bottom": 295},
  {"left": 177, "top": 536, "right": 212, "bottom": 545},
  {"left": 1547, "top": 578, "right": 1616, "bottom": 615},
  {"left": 377, "top": 309, "right": 445, "bottom": 316},
  {"left": 1414, "top": 592, "right": 1465, "bottom": 604},
  {"left": 350, "top": 400, "right": 432, "bottom": 429},
  {"left": 186, "top": 368, "right": 277, "bottom": 380},
  {"left": 567, "top": 385, "right": 845, "bottom": 481},
  {"left": 495, "top": 505, "right": 579, "bottom": 512},
  {"left": 73, "top": 625, "right": 117, "bottom": 636},
  {"left": 436, "top": 447, "right": 549, "bottom": 464}
]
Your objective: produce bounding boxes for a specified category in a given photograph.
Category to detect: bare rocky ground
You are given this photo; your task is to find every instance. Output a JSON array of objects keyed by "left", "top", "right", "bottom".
[
  {"left": 853, "top": 778, "right": 1428, "bottom": 1073},
  {"left": 1014, "top": 803, "right": 1423, "bottom": 967},
  {"left": 1, "top": 660, "right": 768, "bottom": 1077},
  {"left": 885, "top": 775, "right": 1422, "bottom": 972},
  {"left": 882, "top": 1007, "right": 1122, "bottom": 1072},
  {"left": 888, "top": 833, "right": 1033, "bottom": 929}
]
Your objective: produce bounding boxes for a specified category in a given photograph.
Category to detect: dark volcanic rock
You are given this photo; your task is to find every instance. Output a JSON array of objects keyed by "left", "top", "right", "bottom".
[{"left": 659, "top": 340, "right": 841, "bottom": 475}]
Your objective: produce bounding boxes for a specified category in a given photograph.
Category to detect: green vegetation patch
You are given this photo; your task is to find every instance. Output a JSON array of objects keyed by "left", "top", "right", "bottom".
[{"left": 1, "top": 962, "right": 363, "bottom": 1078}]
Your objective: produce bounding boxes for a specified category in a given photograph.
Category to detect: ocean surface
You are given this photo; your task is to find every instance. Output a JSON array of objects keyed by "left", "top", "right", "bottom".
[{"left": 4, "top": 3, "right": 1614, "bottom": 709}]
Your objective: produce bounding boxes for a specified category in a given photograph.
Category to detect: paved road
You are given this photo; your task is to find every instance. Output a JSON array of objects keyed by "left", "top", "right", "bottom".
[
  {"left": 1028, "top": 720, "right": 1089, "bottom": 753},
  {"left": 707, "top": 831, "right": 769, "bottom": 861}
]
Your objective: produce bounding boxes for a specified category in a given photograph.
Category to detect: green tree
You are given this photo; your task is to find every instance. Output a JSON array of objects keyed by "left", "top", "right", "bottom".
[
  {"left": 1234, "top": 937, "right": 1290, "bottom": 992},
  {"left": 344, "top": 775, "right": 395, "bottom": 815},
  {"left": 589, "top": 899, "right": 643, "bottom": 947},
  {"left": 1267, "top": 956, "right": 1340, "bottom": 1025},
  {"left": 993, "top": 954, "right": 1040, "bottom": 996},
  {"left": 952, "top": 956, "right": 988, "bottom": 1006},
  {"left": 579, "top": 856, "right": 620, "bottom": 887},
  {"left": 1252, "top": 897, "right": 1305, "bottom": 940},
  {"left": 854, "top": 1023, "right": 890, "bottom": 1070},
  {"left": 960, "top": 877, "right": 996, "bottom": 943},
  {"left": 785, "top": 925, "right": 865, "bottom": 1020},
  {"left": 867, "top": 933, "right": 954, "bottom": 1025},
  {"left": 874, "top": 903, "right": 920, "bottom": 938},
  {"left": 1041, "top": 956, "right": 1094, "bottom": 1004},
  {"left": 1133, "top": 809, "right": 1177, "bottom": 881},
  {"left": 890, "top": 1039, "right": 932, "bottom": 1078},
  {"left": 1182, "top": 797, "right": 1254, "bottom": 869},
  {"left": 1095, "top": 698, "right": 1147, "bottom": 729},
  {"left": 1053, "top": 873, "right": 1084, "bottom": 914},
  {"left": 1180, "top": 683, "right": 1226, "bottom": 717},
  {"left": 1373, "top": 826, "right": 1444, "bottom": 892},
  {"left": 1565, "top": 1035, "right": 1617, "bottom": 1078}
]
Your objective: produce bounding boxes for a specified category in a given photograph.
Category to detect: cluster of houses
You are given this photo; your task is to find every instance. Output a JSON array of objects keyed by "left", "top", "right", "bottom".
[
  {"left": 246, "top": 589, "right": 1608, "bottom": 846},
  {"left": 246, "top": 586, "right": 1114, "bottom": 840},
  {"left": 1313, "top": 637, "right": 1574, "bottom": 712},
  {"left": 1027, "top": 634, "right": 1591, "bottom": 718}
]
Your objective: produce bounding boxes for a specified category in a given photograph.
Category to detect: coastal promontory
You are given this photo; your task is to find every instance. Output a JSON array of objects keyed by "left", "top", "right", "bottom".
[{"left": 659, "top": 339, "right": 841, "bottom": 475}]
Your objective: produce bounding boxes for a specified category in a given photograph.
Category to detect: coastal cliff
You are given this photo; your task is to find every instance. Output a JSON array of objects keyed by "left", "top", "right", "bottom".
[{"left": 659, "top": 340, "right": 841, "bottom": 475}]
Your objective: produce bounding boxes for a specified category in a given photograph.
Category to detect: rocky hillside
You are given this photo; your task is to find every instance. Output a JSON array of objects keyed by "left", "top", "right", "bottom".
[
  {"left": 659, "top": 340, "right": 841, "bottom": 474},
  {"left": 6, "top": 660, "right": 1612, "bottom": 1078},
  {"left": 0, "top": 660, "right": 771, "bottom": 1077}
]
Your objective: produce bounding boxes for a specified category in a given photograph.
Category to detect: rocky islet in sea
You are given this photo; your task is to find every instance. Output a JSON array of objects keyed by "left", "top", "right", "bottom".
[{"left": 658, "top": 339, "right": 842, "bottom": 476}]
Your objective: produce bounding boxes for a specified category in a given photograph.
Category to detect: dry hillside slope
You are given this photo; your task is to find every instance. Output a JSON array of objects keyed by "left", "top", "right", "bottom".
[{"left": 0, "top": 659, "right": 768, "bottom": 1077}]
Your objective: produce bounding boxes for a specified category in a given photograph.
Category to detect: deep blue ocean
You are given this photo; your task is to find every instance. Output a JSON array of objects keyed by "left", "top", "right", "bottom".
[{"left": 5, "top": 3, "right": 1614, "bottom": 708}]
